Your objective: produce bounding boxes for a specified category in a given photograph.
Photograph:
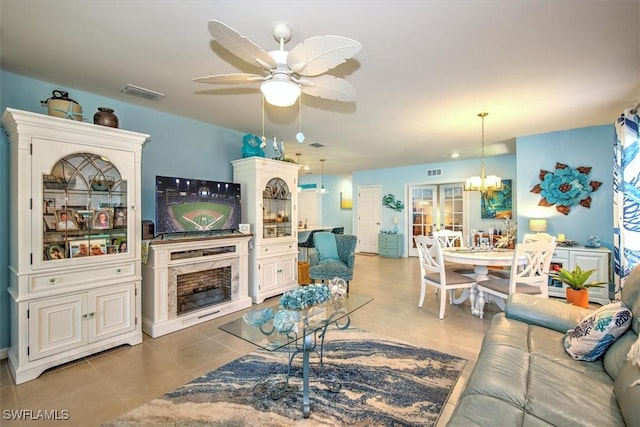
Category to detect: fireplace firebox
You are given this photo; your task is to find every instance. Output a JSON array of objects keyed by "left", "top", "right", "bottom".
[{"left": 176, "top": 266, "right": 232, "bottom": 315}]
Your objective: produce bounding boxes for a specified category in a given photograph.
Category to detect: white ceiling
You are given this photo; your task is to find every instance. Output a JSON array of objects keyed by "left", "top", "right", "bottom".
[{"left": 1, "top": 1, "right": 639, "bottom": 177}]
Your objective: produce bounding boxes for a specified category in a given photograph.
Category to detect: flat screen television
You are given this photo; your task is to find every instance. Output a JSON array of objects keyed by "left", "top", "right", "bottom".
[{"left": 155, "top": 175, "right": 241, "bottom": 236}]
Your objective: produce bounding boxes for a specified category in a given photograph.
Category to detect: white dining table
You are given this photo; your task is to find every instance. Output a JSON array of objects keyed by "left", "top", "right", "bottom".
[{"left": 442, "top": 248, "right": 525, "bottom": 316}]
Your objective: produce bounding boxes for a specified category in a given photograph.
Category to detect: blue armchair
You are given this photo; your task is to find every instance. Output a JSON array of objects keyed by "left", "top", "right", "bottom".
[{"left": 309, "top": 232, "right": 357, "bottom": 292}]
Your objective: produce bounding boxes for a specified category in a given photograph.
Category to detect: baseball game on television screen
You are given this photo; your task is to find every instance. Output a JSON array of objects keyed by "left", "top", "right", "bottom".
[{"left": 155, "top": 175, "right": 241, "bottom": 235}]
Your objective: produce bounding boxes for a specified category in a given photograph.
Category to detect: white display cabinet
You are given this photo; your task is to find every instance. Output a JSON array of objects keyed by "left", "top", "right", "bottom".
[
  {"left": 232, "top": 157, "right": 300, "bottom": 303},
  {"left": 2, "top": 108, "right": 148, "bottom": 384},
  {"left": 549, "top": 246, "right": 612, "bottom": 305}
]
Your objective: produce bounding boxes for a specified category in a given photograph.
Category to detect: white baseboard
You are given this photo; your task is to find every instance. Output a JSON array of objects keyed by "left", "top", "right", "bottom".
[{"left": 0, "top": 347, "right": 8, "bottom": 360}]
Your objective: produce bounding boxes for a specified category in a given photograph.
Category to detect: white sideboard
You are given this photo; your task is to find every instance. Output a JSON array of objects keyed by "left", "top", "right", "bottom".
[
  {"left": 549, "top": 246, "right": 612, "bottom": 305},
  {"left": 141, "top": 234, "right": 252, "bottom": 337}
]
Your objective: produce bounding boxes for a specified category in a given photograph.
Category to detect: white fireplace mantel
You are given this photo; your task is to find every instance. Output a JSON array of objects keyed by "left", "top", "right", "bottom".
[{"left": 141, "top": 234, "right": 252, "bottom": 337}]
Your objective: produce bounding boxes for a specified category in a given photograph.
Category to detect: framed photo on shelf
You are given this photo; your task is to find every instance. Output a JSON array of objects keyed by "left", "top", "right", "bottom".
[
  {"left": 43, "top": 199, "right": 56, "bottom": 214},
  {"left": 113, "top": 236, "right": 127, "bottom": 253},
  {"left": 69, "top": 238, "right": 107, "bottom": 258},
  {"left": 44, "top": 243, "right": 66, "bottom": 260},
  {"left": 55, "top": 209, "right": 78, "bottom": 231},
  {"left": 113, "top": 207, "right": 127, "bottom": 228},
  {"left": 91, "top": 209, "right": 113, "bottom": 230},
  {"left": 43, "top": 214, "right": 57, "bottom": 231},
  {"left": 75, "top": 209, "right": 92, "bottom": 230}
]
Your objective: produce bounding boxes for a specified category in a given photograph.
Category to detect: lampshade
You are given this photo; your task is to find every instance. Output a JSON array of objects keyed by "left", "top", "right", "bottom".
[
  {"left": 260, "top": 80, "right": 301, "bottom": 107},
  {"left": 464, "top": 112, "right": 502, "bottom": 192},
  {"left": 529, "top": 218, "right": 547, "bottom": 232}
]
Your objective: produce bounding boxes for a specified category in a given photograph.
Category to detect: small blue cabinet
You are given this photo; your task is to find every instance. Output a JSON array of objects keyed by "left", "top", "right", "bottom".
[{"left": 378, "top": 233, "right": 403, "bottom": 258}]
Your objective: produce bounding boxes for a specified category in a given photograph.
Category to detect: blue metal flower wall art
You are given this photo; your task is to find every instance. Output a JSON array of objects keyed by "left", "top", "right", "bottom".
[
  {"left": 382, "top": 194, "right": 404, "bottom": 212},
  {"left": 241, "top": 134, "right": 266, "bottom": 158},
  {"left": 530, "top": 162, "right": 602, "bottom": 215}
]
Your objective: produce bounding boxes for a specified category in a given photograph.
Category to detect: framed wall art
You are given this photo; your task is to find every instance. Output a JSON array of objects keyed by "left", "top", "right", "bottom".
[
  {"left": 481, "top": 179, "right": 512, "bottom": 219},
  {"left": 340, "top": 192, "right": 353, "bottom": 210}
]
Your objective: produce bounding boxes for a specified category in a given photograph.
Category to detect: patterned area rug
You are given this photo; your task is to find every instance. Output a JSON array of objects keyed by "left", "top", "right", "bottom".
[{"left": 104, "top": 329, "right": 466, "bottom": 426}]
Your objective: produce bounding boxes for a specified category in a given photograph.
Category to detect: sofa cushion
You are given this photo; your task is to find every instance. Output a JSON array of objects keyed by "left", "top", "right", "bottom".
[
  {"left": 604, "top": 330, "right": 638, "bottom": 380},
  {"left": 314, "top": 232, "right": 339, "bottom": 260},
  {"left": 526, "top": 355, "right": 624, "bottom": 427},
  {"left": 506, "top": 293, "right": 592, "bottom": 333},
  {"left": 446, "top": 395, "right": 529, "bottom": 427},
  {"left": 614, "top": 359, "right": 640, "bottom": 427},
  {"left": 564, "top": 301, "right": 632, "bottom": 361}
]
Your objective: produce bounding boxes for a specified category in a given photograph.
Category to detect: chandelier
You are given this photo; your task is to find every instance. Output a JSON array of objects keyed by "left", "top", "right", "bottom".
[{"left": 464, "top": 112, "right": 502, "bottom": 192}]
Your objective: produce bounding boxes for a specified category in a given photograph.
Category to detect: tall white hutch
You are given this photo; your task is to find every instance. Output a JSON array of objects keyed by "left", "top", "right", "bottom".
[
  {"left": 232, "top": 157, "right": 300, "bottom": 303},
  {"left": 2, "top": 108, "right": 149, "bottom": 384}
]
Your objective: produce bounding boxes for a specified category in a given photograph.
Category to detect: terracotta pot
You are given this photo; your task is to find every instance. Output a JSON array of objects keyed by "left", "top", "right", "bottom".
[{"left": 566, "top": 288, "right": 589, "bottom": 308}]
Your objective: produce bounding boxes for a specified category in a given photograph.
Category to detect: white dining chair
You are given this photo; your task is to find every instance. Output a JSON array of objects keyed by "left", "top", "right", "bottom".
[
  {"left": 432, "top": 230, "right": 475, "bottom": 275},
  {"left": 489, "top": 232, "right": 557, "bottom": 280},
  {"left": 476, "top": 240, "right": 556, "bottom": 319},
  {"left": 414, "top": 235, "right": 477, "bottom": 319},
  {"left": 523, "top": 232, "right": 557, "bottom": 244}
]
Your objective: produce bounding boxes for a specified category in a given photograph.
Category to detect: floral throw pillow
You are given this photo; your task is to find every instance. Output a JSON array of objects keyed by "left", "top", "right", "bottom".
[{"left": 564, "top": 301, "right": 633, "bottom": 361}]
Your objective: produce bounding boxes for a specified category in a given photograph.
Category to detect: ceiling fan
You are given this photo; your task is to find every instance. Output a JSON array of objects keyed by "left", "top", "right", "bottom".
[{"left": 193, "top": 20, "right": 362, "bottom": 107}]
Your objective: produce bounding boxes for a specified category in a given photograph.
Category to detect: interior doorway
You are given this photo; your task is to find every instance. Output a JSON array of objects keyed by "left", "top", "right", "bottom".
[
  {"left": 357, "top": 185, "right": 381, "bottom": 253},
  {"left": 407, "top": 183, "right": 467, "bottom": 256}
]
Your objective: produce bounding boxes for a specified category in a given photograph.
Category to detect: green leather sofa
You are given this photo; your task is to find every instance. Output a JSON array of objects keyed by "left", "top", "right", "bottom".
[{"left": 447, "top": 265, "right": 640, "bottom": 426}]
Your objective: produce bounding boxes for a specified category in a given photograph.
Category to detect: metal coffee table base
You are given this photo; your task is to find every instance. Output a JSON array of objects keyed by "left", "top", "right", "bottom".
[{"left": 268, "top": 315, "right": 349, "bottom": 417}]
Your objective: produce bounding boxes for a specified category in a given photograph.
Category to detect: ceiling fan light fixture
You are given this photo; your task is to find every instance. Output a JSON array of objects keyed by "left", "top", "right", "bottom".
[{"left": 260, "top": 80, "right": 301, "bottom": 107}]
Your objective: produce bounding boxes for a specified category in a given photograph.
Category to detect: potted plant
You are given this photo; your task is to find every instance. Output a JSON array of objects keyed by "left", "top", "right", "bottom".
[{"left": 548, "top": 265, "right": 607, "bottom": 308}]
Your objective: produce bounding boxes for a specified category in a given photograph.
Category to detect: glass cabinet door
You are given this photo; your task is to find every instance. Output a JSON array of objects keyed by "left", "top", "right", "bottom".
[
  {"left": 262, "top": 178, "right": 292, "bottom": 238},
  {"left": 39, "top": 152, "right": 130, "bottom": 264}
]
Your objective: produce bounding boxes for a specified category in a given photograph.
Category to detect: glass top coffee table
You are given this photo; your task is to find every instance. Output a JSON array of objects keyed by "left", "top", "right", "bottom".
[{"left": 219, "top": 293, "right": 372, "bottom": 418}]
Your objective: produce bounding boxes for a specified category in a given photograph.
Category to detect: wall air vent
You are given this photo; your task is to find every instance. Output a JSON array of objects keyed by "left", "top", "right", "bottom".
[
  {"left": 309, "top": 142, "right": 325, "bottom": 148},
  {"left": 120, "top": 84, "right": 165, "bottom": 101},
  {"left": 427, "top": 168, "right": 443, "bottom": 177}
]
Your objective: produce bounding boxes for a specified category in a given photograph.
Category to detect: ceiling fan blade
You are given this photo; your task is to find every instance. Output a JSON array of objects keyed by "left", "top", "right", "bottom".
[
  {"left": 208, "top": 20, "right": 276, "bottom": 70},
  {"left": 193, "top": 73, "right": 265, "bottom": 84},
  {"left": 287, "top": 36, "right": 361, "bottom": 76},
  {"left": 301, "top": 75, "right": 356, "bottom": 102}
]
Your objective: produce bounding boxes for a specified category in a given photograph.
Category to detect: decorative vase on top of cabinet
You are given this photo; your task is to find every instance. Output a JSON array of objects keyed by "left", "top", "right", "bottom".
[
  {"left": 232, "top": 157, "right": 300, "bottom": 303},
  {"left": 2, "top": 108, "right": 149, "bottom": 384}
]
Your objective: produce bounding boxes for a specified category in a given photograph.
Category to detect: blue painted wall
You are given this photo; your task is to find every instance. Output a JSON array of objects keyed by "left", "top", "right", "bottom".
[{"left": 516, "top": 125, "right": 614, "bottom": 250}]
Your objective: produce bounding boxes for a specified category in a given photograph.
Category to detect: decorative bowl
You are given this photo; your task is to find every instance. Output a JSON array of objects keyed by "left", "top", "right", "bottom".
[
  {"left": 242, "top": 308, "right": 274, "bottom": 326},
  {"left": 90, "top": 175, "right": 115, "bottom": 191}
]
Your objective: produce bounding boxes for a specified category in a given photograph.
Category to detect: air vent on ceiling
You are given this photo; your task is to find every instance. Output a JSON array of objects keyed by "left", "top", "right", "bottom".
[
  {"left": 120, "top": 84, "right": 165, "bottom": 101},
  {"left": 427, "top": 168, "right": 443, "bottom": 177},
  {"left": 309, "top": 142, "right": 325, "bottom": 148}
]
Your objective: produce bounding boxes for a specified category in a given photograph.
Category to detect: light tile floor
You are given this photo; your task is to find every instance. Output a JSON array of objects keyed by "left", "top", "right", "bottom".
[{"left": 1, "top": 254, "right": 505, "bottom": 426}]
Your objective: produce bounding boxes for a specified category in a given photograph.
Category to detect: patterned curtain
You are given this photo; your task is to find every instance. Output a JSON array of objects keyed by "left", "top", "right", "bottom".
[{"left": 613, "top": 108, "right": 640, "bottom": 298}]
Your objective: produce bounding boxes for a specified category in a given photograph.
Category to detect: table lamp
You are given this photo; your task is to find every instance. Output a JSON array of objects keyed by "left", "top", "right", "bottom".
[{"left": 529, "top": 218, "right": 547, "bottom": 233}]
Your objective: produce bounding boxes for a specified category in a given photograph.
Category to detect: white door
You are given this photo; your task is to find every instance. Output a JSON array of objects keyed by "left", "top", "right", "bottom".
[
  {"left": 408, "top": 183, "right": 467, "bottom": 256},
  {"left": 357, "top": 186, "right": 381, "bottom": 253},
  {"left": 408, "top": 185, "right": 437, "bottom": 256},
  {"left": 439, "top": 184, "right": 466, "bottom": 233}
]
